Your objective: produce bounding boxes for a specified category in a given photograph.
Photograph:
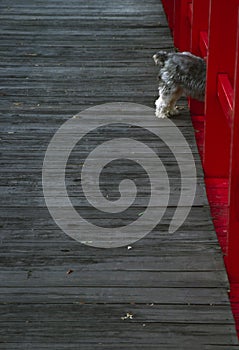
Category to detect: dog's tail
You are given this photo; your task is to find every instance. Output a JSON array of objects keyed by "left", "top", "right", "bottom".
[{"left": 153, "top": 51, "right": 169, "bottom": 66}]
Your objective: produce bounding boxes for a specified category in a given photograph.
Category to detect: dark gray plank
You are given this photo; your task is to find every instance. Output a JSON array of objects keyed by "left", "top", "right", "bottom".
[
  {"left": 0, "top": 0, "right": 238, "bottom": 348},
  {"left": 0, "top": 303, "right": 235, "bottom": 324},
  {"left": 0, "top": 286, "right": 231, "bottom": 305},
  {"left": 0, "top": 269, "right": 229, "bottom": 288}
]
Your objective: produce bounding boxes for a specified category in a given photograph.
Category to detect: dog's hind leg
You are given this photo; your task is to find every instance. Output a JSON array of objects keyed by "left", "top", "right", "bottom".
[
  {"left": 155, "top": 86, "right": 170, "bottom": 118},
  {"left": 168, "top": 88, "right": 183, "bottom": 115},
  {"left": 155, "top": 86, "right": 182, "bottom": 118}
]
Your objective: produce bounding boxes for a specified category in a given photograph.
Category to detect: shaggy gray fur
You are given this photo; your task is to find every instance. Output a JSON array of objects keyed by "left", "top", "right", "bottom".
[{"left": 153, "top": 50, "right": 206, "bottom": 118}]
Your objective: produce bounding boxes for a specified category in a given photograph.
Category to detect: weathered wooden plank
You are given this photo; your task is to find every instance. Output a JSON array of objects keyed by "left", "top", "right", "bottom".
[
  {"left": 0, "top": 206, "right": 215, "bottom": 232},
  {"left": 0, "top": 244, "right": 224, "bottom": 264},
  {"left": 0, "top": 253, "right": 224, "bottom": 272},
  {"left": 0, "top": 345, "right": 237, "bottom": 350},
  {"left": 0, "top": 111, "right": 198, "bottom": 128},
  {"left": 0, "top": 322, "right": 238, "bottom": 345},
  {"left": 0, "top": 0, "right": 238, "bottom": 347},
  {"left": 0, "top": 303, "right": 235, "bottom": 324},
  {"left": 0, "top": 286, "right": 231, "bottom": 305},
  {"left": 0, "top": 269, "right": 229, "bottom": 288}
]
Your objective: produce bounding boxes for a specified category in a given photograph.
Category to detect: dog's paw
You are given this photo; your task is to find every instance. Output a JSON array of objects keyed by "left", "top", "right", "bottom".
[
  {"left": 169, "top": 107, "right": 180, "bottom": 116},
  {"left": 155, "top": 110, "right": 168, "bottom": 118}
]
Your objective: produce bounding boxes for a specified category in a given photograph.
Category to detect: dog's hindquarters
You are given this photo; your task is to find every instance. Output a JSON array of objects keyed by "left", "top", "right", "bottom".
[{"left": 153, "top": 50, "right": 206, "bottom": 118}]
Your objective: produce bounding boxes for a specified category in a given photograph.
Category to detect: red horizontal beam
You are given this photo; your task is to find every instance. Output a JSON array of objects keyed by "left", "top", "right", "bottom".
[{"left": 217, "top": 74, "right": 234, "bottom": 127}]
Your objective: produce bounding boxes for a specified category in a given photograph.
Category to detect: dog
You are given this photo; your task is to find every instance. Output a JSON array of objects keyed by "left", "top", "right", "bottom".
[{"left": 153, "top": 51, "right": 206, "bottom": 118}]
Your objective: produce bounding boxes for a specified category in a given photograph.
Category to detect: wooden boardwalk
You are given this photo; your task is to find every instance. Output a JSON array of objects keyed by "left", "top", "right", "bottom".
[{"left": 0, "top": 0, "right": 239, "bottom": 348}]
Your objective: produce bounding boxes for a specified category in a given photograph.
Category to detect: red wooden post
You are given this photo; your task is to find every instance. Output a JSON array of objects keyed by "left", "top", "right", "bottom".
[
  {"left": 173, "top": 0, "right": 192, "bottom": 51},
  {"left": 227, "top": 8, "right": 239, "bottom": 283},
  {"left": 190, "top": 0, "right": 209, "bottom": 56},
  {"left": 203, "top": 0, "right": 238, "bottom": 178},
  {"left": 161, "top": 0, "right": 175, "bottom": 31},
  {"left": 188, "top": 0, "right": 210, "bottom": 115}
]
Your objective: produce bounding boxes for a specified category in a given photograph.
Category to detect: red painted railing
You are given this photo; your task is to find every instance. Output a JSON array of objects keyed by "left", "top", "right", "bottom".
[{"left": 161, "top": 0, "right": 239, "bottom": 337}]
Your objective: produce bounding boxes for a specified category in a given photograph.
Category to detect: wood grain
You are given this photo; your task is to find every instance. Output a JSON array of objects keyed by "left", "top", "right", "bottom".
[{"left": 0, "top": 0, "right": 238, "bottom": 348}]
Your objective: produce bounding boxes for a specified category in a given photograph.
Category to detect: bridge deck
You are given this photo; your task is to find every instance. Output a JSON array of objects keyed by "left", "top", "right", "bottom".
[{"left": 0, "top": 0, "right": 238, "bottom": 348}]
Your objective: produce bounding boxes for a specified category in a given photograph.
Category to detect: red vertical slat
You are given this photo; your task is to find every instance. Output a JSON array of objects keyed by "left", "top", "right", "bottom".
[
  {"left": 188, "top": 0, "right": 209, "bottom": 130},
  {"left": 161, "top": 0, "right": 175, "bottom": 31},
  {"left": 173, "top": 0, "right": 191, "bottom": 51},
  {"left": 190, "top": 0, "right": 209, "bottom": 56},
  {"left": 203, "top": 0, "right": 237, "bottom": 178},
  {"left": 227, "top": 7, "right": 239, "bottom": 283}
]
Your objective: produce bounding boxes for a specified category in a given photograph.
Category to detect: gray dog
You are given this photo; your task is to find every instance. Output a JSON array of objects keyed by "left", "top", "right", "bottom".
[{"left": 153, "top": 51, "right": 206, "bottom": 118}]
